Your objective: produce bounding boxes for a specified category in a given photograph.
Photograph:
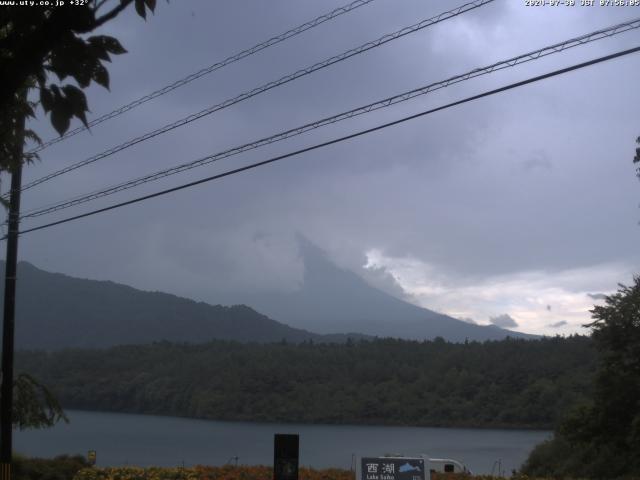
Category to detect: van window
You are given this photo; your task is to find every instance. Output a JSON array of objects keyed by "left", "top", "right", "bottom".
[{"left": 444, "top": 464, "right": 454, "bottom": 473}]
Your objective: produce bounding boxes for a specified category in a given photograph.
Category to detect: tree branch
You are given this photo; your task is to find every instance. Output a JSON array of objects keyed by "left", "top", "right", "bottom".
[
  {"left": 94, "top": 0, "right": 110, "bottom": 11},
  {"left": 94, "top": 0, "right": 134, "bottom": 28}
]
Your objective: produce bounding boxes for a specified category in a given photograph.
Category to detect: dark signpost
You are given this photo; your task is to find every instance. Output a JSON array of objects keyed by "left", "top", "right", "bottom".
[
  {"left": 360, "top": 457, "right": 426, "bottom": 480},
  {"left": 274, "top": 434, "right": 299, "bottom": 480}
]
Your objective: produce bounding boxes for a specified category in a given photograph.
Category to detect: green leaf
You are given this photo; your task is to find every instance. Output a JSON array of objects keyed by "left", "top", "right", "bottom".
[
  {"left": 24, "top": 129, "right": 42, "bottom": 146},
  {"left": 144, "top": 0, "right": 156, "bottom": 12},
  {"left": 75, "top": 70, "right": 92, "bottom": 88},
  {"left": 89, "top": 35, "right": 127, "bottom": 55},
  {"left": 68, "top": 56, "right": 95, "bottom": 88},
  {"left": 40, "top": 87, "right": 54, "bottom": 112},
  {"left": 92, "top": 64, "right": 110, "bottom": 90},
  {"left": 48, "top": 32, "right": 83, "bottom": 81},
  {"left": 13, "top": 374, "right": 68, "bottom": 430},
  {"left": 62, "top": 85, "right": 89, "bottom": 127},
  {"left": 75, "top": 110, "right": 88, "bottom": 128},
  {"left": 23, "top": 103, "right": 35, "bottom": 118},
  {"left": 135, "top": 0, "right": 147, "bottom": 19},
  {"left": 50, "top": 107, "right": 71, "bottom": 136},
  {"left": 87, "top": 37, "right": 111, "bottom": 61},
  {"left": 34, "top": 69, "right": 46, "bottom": 88},
  {"left": 47, "top": 63, "right": 69, "bottom": 82}
]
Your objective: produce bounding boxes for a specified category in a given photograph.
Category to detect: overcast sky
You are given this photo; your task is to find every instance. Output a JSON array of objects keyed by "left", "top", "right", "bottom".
[{"left": 5, "top": 0, "right": 640, "bottom": 336}]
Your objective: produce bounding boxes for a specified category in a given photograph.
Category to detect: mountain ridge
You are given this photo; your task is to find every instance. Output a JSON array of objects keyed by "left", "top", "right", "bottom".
[
  {"left": 0, "top": 260, "right": 364, "bottom": 349},
  {"left": 1, "top": 236, "right": 536, "bottom": 349},
  {"left": 223, "top": 236, "right": 537, "bottom": 341}
]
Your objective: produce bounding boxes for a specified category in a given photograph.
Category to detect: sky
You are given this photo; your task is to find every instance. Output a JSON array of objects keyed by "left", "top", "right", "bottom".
[{"left": 4, "top": 0, "right": 640, "bottom": 337}]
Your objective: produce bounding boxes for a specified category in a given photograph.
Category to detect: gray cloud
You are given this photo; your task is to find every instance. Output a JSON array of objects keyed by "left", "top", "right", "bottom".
[
  {"left": 547, "top": 321, "right": 568, "bottom": 329},
  {"left": 489, "top": 314, "right": 518, "bottom": 328},
  {"left": 522, "top": 150, "right": 553, "bottom": 172},
  {"left": 588, "top": 293, "right": 607, "bottom": 300},
  {"left": 361, "top": 262, "right": 410, "bottom": 301}
]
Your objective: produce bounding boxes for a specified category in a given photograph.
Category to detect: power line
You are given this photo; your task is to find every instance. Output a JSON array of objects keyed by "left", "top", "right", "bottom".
[
  {"left": 11, "top": 45, "right": 640, "bottom": 239},
  {"left": 19, "top": 17, "right": 640, "bottom": 220},
  {"left": 15, "top": 0, "right": 494, "bottom": 196},
  {"left": 28, "top": 0, "right": 378, "bottom": 155}
]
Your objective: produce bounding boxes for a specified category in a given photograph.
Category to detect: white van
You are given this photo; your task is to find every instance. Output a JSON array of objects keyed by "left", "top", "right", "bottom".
[{"left": 427, "top": 458, "right": 470, "bottom": 475}]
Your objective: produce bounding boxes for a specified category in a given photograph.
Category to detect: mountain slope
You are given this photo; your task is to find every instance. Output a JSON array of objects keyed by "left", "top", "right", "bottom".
[
  {"left": 227, "top": 237, "right": 536, "bottom": 341},
  {"left": 0, "top": 261, "right": 352, "bottom": 350}
]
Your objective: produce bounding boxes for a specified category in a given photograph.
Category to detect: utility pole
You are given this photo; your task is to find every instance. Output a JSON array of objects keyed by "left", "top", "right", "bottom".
[{"left": 0, "top": 107, "right": 25, "bottom": 480}]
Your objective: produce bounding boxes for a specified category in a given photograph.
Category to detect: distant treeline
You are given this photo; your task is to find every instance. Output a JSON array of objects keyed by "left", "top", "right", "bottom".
[{"left": 17, "top": 336, "right": 594, "bottom": 429}]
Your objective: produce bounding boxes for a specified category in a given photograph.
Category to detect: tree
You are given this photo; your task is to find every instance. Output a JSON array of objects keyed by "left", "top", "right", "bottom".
[
  {"left": 0, "top": 0, "right": 159, "bottom": 171},
  {"left": 522, "top": 276, "right": 640, "bottom": 478},
  {"left": 522, "top": 134, "right": 640, "bottom": 478},
  {"left": 0, "top": 1, "right": 160, "bottom": 469},
  {"left": 9, "top": 374, "right": 67, "bottom": 430},
  {"left": 0, "top": 4, "right": 162, "bottom": 478},
  {"left": 581, "top": 277, "right": 640, "bottom": 458}
]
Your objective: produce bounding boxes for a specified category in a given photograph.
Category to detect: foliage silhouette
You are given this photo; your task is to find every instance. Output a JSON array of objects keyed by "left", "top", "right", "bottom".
[{"left": 521, "top": 277, "right": 640, "bottom": 478}]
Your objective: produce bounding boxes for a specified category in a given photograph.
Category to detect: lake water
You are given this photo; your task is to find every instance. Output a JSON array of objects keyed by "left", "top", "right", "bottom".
[{"left": 15, "top": 410, "right": 550, "bottom": 475}]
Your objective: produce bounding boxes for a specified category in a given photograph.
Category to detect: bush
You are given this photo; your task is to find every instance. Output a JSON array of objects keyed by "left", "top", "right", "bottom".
[
  {"left": 13, "top": 454, "right": 89, "bottom": 480},
  {"left": 520, "top": 435, "right": 577, "bottom": 478}
]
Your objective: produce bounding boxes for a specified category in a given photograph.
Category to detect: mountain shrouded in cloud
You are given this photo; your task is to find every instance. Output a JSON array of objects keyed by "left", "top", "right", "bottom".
[
  {"left": 2, "top": 242, "right": 534, "bottom": 350},
  {"left": 226, "top": 236, "right": 536, "bottom": 341},
  {"left": 0, "top": 261, "right": 364, "bottom": 350}
]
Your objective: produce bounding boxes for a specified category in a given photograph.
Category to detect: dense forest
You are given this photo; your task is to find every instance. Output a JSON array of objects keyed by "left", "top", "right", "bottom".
[{"left": 17, "top": 335, "right": 594, "bottom": 429}]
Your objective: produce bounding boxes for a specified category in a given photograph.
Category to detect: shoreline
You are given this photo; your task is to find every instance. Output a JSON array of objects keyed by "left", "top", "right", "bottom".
[{"left": 59, "top": 407, "right": 555, "bottom": 433}]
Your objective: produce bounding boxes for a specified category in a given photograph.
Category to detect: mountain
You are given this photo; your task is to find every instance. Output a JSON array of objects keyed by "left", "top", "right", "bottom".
[
  {"left": 1, "top": 237, "right": 534, "bottom": 349},
  {"left": 0, "top": 261, "right": 361, "bottom": 350},
  {"left": 225, "top": 237, "right": 537, "bottom": 342}
]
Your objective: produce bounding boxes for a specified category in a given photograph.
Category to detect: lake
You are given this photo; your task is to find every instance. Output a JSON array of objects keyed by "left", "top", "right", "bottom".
[{"left": 15, "top": 410, "right": 550, "bottom": 475}]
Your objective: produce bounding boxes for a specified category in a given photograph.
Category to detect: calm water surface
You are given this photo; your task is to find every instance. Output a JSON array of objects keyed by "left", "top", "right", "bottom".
[{"left": 15, "top": 410, "right": 550, "bottom": 475}]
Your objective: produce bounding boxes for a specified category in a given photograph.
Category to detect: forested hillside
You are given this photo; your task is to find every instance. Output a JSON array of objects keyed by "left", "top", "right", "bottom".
[
  {"left": 2, "top": 261, "right": 364, "bottom": 349},
  {"left": 18, "top": 336, "right": 594, "bottom": 429}
]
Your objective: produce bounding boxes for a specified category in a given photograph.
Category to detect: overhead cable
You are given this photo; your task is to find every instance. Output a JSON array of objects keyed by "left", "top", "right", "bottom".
[
  {"left": 11, "top": 45, "right": 640, "bottom": 239},
  {"left": 20, "top": 17, "right": 640, "bottom": 220},
  {"left": 16, "top": 0, "right": 494, "bottom": 195},
  {"left": 28, "top": 0, "right": 379, "bottom": 154}
]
